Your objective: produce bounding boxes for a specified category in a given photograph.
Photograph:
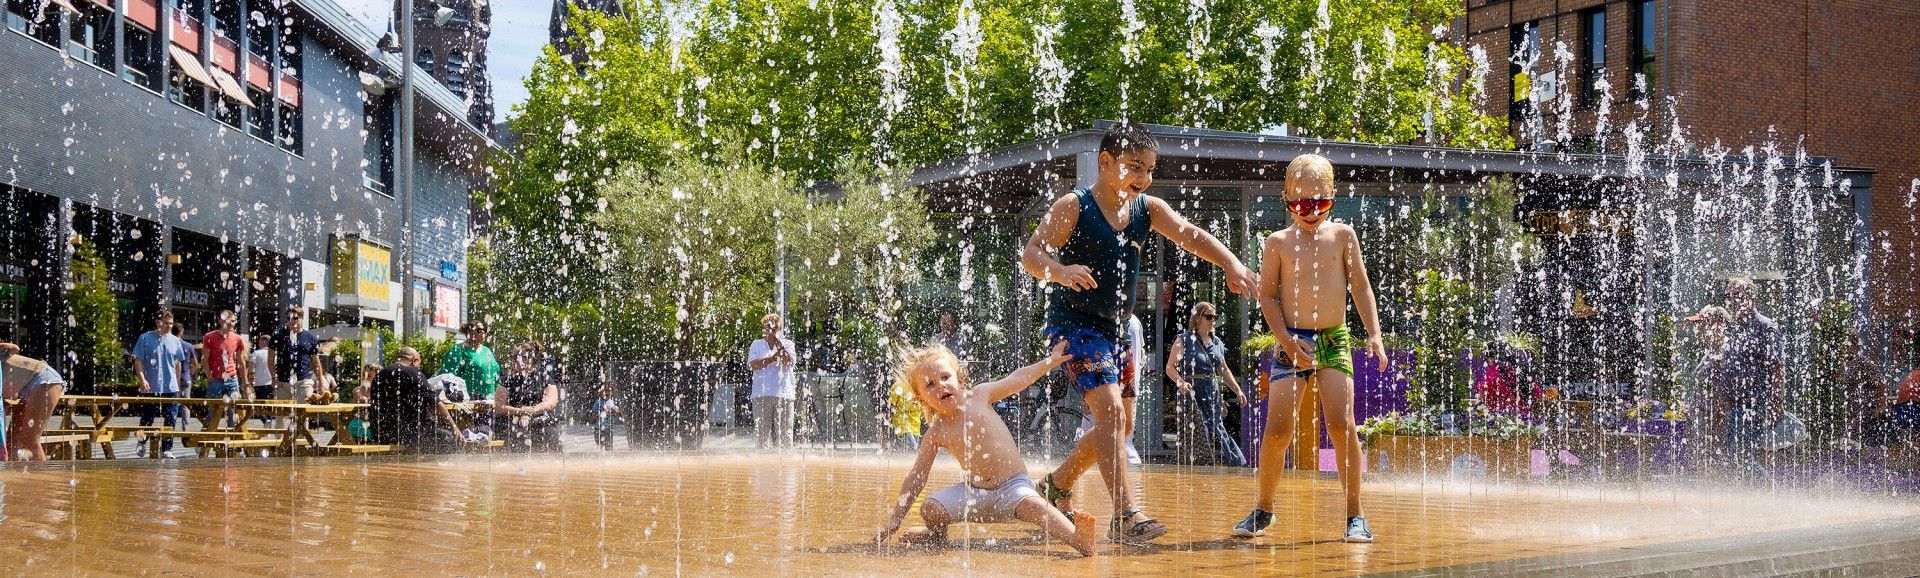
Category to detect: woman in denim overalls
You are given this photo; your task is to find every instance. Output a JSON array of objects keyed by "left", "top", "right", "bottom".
[{"left": 1165, "top": 303, "right": 1248, "bottom": 467}]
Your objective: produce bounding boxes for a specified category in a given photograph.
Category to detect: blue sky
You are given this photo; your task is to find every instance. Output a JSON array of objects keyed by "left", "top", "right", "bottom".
[{"left": 332, "top": 0, "right": 549, "bottom": 124}]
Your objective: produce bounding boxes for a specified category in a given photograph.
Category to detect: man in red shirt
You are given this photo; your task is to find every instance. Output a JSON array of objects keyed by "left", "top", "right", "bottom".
[{"left": 201, "top": 310, "right": 250, "bottom": 427}]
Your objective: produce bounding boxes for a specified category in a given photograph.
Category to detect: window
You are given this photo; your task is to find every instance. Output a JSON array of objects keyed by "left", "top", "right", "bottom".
[
  {"left": 6, "top": 0, "right": 62, "bottom": 47},
  {"left": 1508, "top": 22, "right": 1540, "bottom": 120},
  {"left": 69, "top": 3, "right": 115, "bottom": 69},
  {"left": 278, "top": 29, "right": 299, "bottom": 77},
  {"left": 209, "top": 0, "right": 237, "bottom": 37},
  {"left": 446, "top": 50, "right": 466, "bottom": 97},
  {"left": 276, "top": 102, "right": 301, "bottom": 154},
  {"left": 245, "top": 87, "right": 271, "bottom": 139},
  {"left": 212, "top": 94, "right": 243, "bottom": 127},
  {"left": 166, "top": 0, "right": 200, "bottom": 13},
  {"left": 122, "top": 21, "right": 163, "bottom": 91},
  {"left": 415, "top": 48, "right": 435, "bottom": 74},
  {"left": 362, "top": 93, "right": 394, "bottom": 195},
  {"left": 168, "top": 68, "right": 208, "bottom": 112},
  {"left": 244, "top": 1, "right": 272, "bottom": 58},
  {"left": 1632, "top": 0, "right": 1658, "bottom": 100},
  {"left": 1581, "top": 8, "right": 1605, "bottom": 108}
]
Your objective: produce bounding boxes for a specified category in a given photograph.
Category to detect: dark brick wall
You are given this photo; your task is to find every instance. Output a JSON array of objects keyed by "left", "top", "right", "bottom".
[{"left": 1464, "top": 0, "right": 1920, "bottom": 319}]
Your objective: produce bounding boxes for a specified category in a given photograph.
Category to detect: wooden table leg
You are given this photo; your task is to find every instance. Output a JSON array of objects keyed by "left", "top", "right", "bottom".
[{"left": 94, "top": 405, "right": 119, "bottom": 460}]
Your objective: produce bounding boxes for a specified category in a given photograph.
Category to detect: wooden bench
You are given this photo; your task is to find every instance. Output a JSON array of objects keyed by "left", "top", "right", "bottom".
[
  {"left": 40, "top": 434, "right": 93, "bottom": 460},
  {"left": 197, "top": 438, "right": 308, "bottom": 458},
  {"left": 312, "top": 444, "right": 394, "bottom": 455},
  {"left": 139, "top": 431, "right": 256, "bottom": 458}
]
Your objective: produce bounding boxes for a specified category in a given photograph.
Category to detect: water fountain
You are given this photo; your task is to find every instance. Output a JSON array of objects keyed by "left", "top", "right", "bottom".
[{"left": 0, "top": 0, "right": 1916, "bottom": 574}]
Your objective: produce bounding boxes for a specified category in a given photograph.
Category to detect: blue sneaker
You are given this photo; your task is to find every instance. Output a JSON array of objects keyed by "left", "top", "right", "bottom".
[
  {"left": 1233, "top": 509, "right": 1274, "bottom": 537},
  {"left": 1344, "top": 516, "right": 1374, "bottom": 543}
]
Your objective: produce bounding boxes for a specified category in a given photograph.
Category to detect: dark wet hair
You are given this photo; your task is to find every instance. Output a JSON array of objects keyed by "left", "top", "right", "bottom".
[{"left": 1099, "top": 121, "right": 1158, "bottom": 159}]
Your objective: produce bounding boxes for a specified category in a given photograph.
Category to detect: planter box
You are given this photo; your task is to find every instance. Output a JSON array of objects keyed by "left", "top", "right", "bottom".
[{"left": 1367, "top": 434, "right": 1534, "bottom": 479}]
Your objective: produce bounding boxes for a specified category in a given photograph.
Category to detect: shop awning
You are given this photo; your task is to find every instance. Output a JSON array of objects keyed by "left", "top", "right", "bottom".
[
  {"left": 208, "top": 67, "right": 254, "bottom": 107},
  {"left": 167, "top": 44, "right": 217, "bottom": 89}
]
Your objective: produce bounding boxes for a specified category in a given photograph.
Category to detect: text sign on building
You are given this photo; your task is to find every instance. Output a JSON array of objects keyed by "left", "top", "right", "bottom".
[{"left": 329, "top": 236, "right": 392, "bottom": 311}]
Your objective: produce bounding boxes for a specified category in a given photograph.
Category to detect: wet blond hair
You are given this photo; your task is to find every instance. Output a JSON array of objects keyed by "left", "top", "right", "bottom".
[
  {"left": 1286, "top": 154, "right": 1335, "bottom": 194},
  {"left": 889, "top": 343, "right": 967, "bottom": 427}
]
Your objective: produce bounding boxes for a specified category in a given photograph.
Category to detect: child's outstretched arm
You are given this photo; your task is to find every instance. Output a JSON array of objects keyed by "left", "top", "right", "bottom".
[
  {"left": 1341, "top": 227, "right": 1387, "bottom": 372},
  {"left": 1021, "top": 194, "right": 1096, "bottom": 291},
  {"left": 977, "top": 341, "right": 1072, "bottom": 403},
  {"left": 877, "top": 440, "right": 941, "bottom": 545},
  {"left": 1146, "top": 196, "right": 1259, "bottom": 296}
]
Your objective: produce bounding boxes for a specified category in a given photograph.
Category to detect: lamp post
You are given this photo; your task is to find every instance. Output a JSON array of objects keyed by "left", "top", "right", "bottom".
[{"left": 391, "top": 0, "right": 419, "bottom": 340}]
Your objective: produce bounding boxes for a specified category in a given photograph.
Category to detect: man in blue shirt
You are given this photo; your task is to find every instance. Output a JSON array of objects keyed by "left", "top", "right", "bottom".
[
  {"left": 131, "top": 310, "right": 192, "bottom": 457},
  {"left": 268, "top": 306, "right": 327, "bottom": 428}
]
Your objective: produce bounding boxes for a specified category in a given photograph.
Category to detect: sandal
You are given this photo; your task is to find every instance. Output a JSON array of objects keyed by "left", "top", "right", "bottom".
[
  {"left": 1038, "top": 473, "right": 1077, "bottom": 518},
  {"left": 1110, "top": 509, "right": 1169, "bottom": 544}
]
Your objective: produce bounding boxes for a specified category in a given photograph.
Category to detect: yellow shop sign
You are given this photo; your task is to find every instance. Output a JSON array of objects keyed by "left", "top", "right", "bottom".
[{"left": 330, "top": 236, "right": 392, "bottom": 310}]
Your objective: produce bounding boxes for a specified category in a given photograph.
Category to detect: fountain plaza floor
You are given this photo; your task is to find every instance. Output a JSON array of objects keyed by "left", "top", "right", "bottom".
[{"left": 0, "top": 449, "right": 1916, "bottom": 576}]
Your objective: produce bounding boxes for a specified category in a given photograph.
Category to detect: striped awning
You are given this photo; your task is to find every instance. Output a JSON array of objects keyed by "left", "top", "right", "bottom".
[
  {"left": 207, "top": 66, "right": 254, "bottom": 107},
  {"left": 166, "top": 44, "right": 216, "bottom": 89}
]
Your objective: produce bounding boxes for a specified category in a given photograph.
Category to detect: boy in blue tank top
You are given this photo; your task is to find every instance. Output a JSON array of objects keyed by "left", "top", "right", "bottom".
[{"left": 1020, "top": 122, "right": 1258, "bottom": 543}]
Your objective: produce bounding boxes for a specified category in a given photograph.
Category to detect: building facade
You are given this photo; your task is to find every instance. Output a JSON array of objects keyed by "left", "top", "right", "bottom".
[
  {"left": 1, "top": 0, "right": 490, "bottom": 389},
  {"left": 1459, "top": 0, "right": 1920, "bottom": 320}
]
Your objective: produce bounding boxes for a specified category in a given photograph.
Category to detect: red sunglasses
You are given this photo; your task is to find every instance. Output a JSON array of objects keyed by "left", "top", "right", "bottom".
[{"left": 1287, "top": 198, "right": 1335, "bottom": 216}]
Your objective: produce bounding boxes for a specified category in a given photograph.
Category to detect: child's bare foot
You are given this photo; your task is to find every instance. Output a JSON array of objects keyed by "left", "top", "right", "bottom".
[
  {"left": 1069, "top": 511, "right": 1098, "bottom": 557},
  {"left": 898, "top": 526, "right": 946, "bottom": 546}
]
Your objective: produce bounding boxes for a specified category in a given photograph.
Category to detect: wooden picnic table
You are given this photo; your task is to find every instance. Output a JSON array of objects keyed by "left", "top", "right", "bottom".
[
  {"left": 236, "top": 403, "right": 368, "bottom": 456},
  {"left": 57, "top": 395, "right": 287, "bottom": 458}
]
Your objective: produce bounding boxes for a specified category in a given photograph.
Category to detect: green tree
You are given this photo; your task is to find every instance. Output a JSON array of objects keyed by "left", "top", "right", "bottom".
[
  {"left": 787, "top": 165, "right": 938, "bottom": 356},
  {"left": 64, "top": 241, "right": 126, "bottom": 391},
  {"left": 592, "top": 145, "right": 799, "bottom": 360}
]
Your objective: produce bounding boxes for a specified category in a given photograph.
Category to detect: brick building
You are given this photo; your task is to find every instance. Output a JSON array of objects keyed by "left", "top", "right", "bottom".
[
  {"left": 402, "top": 0, "right": 492, "bottom": 135},
  {"left": 1460, "top": 0, "right": 1920, "bottom": 321}
]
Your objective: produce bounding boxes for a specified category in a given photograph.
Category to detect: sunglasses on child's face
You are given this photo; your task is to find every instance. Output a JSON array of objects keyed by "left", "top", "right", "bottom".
[{"left": 1287, "top": 198, "right": 1335, "bottom": 216}]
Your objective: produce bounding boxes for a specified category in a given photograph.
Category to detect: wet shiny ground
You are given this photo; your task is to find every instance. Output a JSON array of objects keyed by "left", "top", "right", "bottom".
[{"left": 0, "top": 454, "right": 1915, "bottom": 576}]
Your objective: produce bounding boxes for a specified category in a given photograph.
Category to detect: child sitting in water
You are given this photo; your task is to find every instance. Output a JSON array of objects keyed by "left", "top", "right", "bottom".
[{"left": 877, "top": 342, "right": 1099, "bottom": 557}]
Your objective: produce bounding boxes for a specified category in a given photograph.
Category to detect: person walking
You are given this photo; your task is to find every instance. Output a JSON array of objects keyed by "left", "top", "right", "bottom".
[
  {"left": 132, "top": 310, "right": 192, "bottom": 458},
  {"left": 268, "top": 307, "right": 327, "bottom": 429},
  {"left": 1713, "top": 278, "right": 1787, "bottom": 481},
  {"left": 200, "top": 310, "right": 249, "bottom": 428},
  {"left": 1166, "top": 302, "right": 1248, "bottom": 467},
  {"left": 749, "top": 313, "right": 798, "bottom": 449}
]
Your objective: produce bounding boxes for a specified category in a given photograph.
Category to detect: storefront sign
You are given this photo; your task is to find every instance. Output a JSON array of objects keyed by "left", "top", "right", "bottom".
[
  {"left": 1521, "top": 208, "right": 1636, "bottom": 237},
  {"left": 440, "top": 260, "right": 459, "bottom": 281},
  {"left": 432, "top": 284, "right": 460, "bottom": 329},
  {"left": 328, "top": 236, "right": 392, "bottom": 310},
  {"left": 171, "top": 286, "right": 212, "bottom": 307}
]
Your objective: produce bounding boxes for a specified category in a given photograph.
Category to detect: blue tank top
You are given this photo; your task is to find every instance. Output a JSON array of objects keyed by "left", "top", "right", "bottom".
[{"left": 1045, "top": 188, "right": 1152, "bottom": 338}]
